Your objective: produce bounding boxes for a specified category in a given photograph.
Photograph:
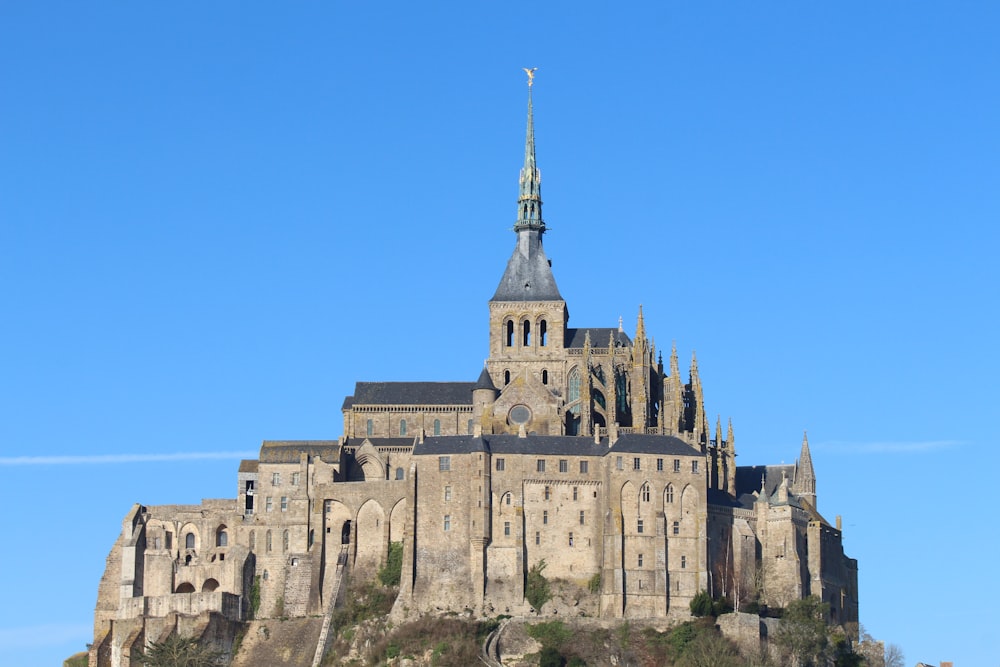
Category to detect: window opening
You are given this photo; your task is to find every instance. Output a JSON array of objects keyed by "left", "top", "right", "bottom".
[
  {"left": 539, "top": 320, "right": 547, "bottom": 346},
  {"left": 522, "top": 320, "right": 531, "bottom": 346}
]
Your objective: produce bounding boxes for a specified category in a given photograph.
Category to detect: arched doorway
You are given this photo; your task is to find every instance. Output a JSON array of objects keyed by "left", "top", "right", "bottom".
[{"left": 341, "top": 520, "right": 352, "bottom": 545}]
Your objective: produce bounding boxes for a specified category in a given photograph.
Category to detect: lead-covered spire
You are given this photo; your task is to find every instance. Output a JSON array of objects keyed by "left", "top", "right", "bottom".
[
  {"left": 492, "top": 69, "right": 561, "bottom": 302},
  {"left": 516, "top": 68, "right": 544, "bottom": 233}
]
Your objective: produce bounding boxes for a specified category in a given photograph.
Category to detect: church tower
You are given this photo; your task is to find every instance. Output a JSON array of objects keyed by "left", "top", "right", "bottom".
[{"left": 486, "top": 70, "right": 568, "bottom": 434}]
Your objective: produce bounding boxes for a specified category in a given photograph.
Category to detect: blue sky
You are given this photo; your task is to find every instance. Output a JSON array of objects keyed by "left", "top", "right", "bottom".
[{"left": 2, "top": 2, "right": 998, "bottom": 665}]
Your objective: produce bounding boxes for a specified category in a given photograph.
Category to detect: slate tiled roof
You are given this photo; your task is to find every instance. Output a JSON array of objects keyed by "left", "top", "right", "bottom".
[
  {"left": 238, "top": 460, "right": 259, "bottom": 473},
  {"left": 735, "top": 464, "right": 796, "bottom": 498},
  {"left": 348, "top": 382, "right": 476, "bottom": 406},
  {"left": 259, "top": 440, "right": 341, "bottom": 464},
  {"left": 474, "top": 366, "right": 497, "bottom": 391},
  {"left": 491, "top": 235, "right": 563, "bottom": 302},
  {"left": 565, "top": 327, "right": 632, "bottom": 348},
  {"left": 413, "top": 433, "right": 700, "bottom": 457}
]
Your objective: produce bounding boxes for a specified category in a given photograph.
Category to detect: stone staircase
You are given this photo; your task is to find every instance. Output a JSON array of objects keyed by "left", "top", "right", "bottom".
[
  {"left": 282, "top": 555, "right": 314, "bottom": 617},
  {"left": 310, "top": 546, "right": 350, "bottom": 667}
]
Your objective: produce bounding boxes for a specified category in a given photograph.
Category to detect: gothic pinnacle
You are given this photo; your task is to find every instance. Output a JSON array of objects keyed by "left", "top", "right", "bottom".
[{"left": 515, "top": 68, "right": 544, "bottom": 234}]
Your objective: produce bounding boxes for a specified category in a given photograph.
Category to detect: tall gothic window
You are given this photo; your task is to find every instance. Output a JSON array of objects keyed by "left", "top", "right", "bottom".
[
  {"left": 522, "top": 320, "right": 531, "bottom": 346},
  {"left": 568, "top": 367, "right": 581, "bottom": 404},
  {"left": 433, "top": 419, "right": 441, "bottom": 435},
  {"left": 399, "top": 419, "right": 407, "bottom": 436},
  {"left": 505, "top": 320, "right": 514, "bottom": 347},
  {"left": 539, "top": 319, "right": 547, "bottom": 346}
]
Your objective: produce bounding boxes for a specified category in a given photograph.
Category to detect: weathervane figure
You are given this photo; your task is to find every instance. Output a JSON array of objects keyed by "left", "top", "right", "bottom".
[{"left": 523, "top": 67, "right": 538, "bottom": 86}]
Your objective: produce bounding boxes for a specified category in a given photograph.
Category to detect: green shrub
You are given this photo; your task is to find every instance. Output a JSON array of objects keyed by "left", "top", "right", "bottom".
[
  {"left": 712, "top": 596, "right": 734, "bottom": 616},
  {"left": 378, "top": 541, "right": 403, "bottom": 587},
  {"left": 539, "top": 646, "right": 566, "bottom": 667},
  {"left": 689, "top": 590, "right": 713, "bottom": 617},
  {"left": 249, "top": 576, "right": 261, "bottom": 619},
  {"left": 527, "top": 620, "right": 571, "bottom": 649},
  {"left": 525, "top": 560, "right": 552, "bottom": 611},
  {"left": 385, "top": 643, "right": 400, "bottom": 659},
  {"left": 587, "top": 572, "right": 601, "bottom": 594}
]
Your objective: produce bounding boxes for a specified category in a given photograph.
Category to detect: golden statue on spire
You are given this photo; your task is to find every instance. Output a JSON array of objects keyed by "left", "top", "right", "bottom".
[{"left": 522, "top": 67, "right": 538, "bottom": 87}]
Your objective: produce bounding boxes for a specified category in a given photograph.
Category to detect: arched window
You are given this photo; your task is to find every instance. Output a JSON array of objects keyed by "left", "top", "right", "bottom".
[
  {"left": 185, "top": 533, "right": 195, "bottom": 549},
  {"left": 541, "top": 369, "right": 548, "bottom": 385},
  {"left": 282, "top": 530, "right": 290, "bottom": 553},
  {"left": 366, "top": 419, "right": 373, "bottom": 436},
  {"left": 539, "top": 320, "right": 547, "bottom": 346},
  {"left": 568, "top": 367, "right": 581, "bottom": 404},
  {"left": 505, "top": 320, "right": 514, "bottom": 347},
  {"left": 215, "top": 526, "right": 228, "bottom": 547},
  {"left": 266, "top": 530, "right": 272, "bottom": 553},
  {"left": 399, "top": 419, "right": 407, "bottom": 436},
  {"left": 433, "top": 419, "right": 441, "bottom": 435},
  {"left": 665, "top": 484, "right": 675, "bottom": 503},
  {"left": 504, "top": 370, "right": 511, "bottom": 385},
  {"left": 467, "top": 419, "right": 474, "bottom": 434},
  {"left": 395, "top": 467, "right": 404, "bottom": 480},
  {"left": 641, "top": 484, "right": 651, "bottom": 503},
  {"left": 202, "top": 578, "right": 219, "bottom": 592},
  {"left": 522, "top": 320, "right": 531, "bottom": 346},
  {"left": 176, "top": 582, "right": 195, "bottom": 594},
  {"left": 249, "top": 531, "right": 256, "bottom": 552}
]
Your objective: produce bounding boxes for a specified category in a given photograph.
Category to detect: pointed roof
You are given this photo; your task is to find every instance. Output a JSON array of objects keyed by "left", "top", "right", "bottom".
[
  {"left": 474, "top": 365, "right": 497, "bottom": 391},
  {"left": 492, "top": 70, "right": 562, "bottom": 302},
  {"left": 798, "top": 430, "right": 816, "bottom": 481}
]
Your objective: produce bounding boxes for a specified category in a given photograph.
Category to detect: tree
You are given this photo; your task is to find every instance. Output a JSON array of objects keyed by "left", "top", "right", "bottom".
[
  {"left": 525, "top": 560, "right": 552, "bottom": 611},
  {"left": 141, "top": 634, "right": 222, "bottom": 667},
  {"left": 675, "top": 630, "right": 740, "bottom": 667},
  {"left": 884, "top": 643, "right": 905, "bottom": 667},
  {"left": 773, "top": 596, "right": 832, "bottom": 667},
  {"left": 689, "top": 590, "right": 714, "bottom": 617},
  {"left": 378, "top": 541, "right": 403, "bottom": 587}
]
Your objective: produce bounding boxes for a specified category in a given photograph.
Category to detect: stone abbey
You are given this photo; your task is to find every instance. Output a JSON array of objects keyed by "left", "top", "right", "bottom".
[{"left": 89, "top": 77, "right": 858, "bottom": 666}]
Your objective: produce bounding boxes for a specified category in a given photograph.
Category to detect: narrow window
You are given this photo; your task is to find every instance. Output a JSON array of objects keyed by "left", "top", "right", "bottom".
[
  {"left": 633, "top": 457, "right": 641, "bottom": 471},
  {"left": 539, "top": 320, "right": 548, "bottom": 346},
  {"left": 535, "top": 531, "right": 540, "bottom": 545},
  {"left": 467, "top": 419, "right": 474, "bottom": 434},
  {"left": 504, "top": 370, "right": 511, "bottom": 385},
  {"left": 579, "top": 460, "right": 588, "bottom": 474},
  {"left": 185, "top": 533, "right": 195, "bottom": 549},
  {"left": 692, "top": 460, "right": 699, "bottom": 474},
  {"left": 673, "top": 459, "right": 681, "bottom": 472},
  {"left": 638, "top": 554, "right": 644, "bottom": 567},
  {"left": 573, "top": 487, "right": 578, "bottom": 501},
  {"left": 443, "top": 515, "right": 451, "bottom": 531},
  {"left": 543, "top": 510, "right": 549, "bottom": 525},
  {"left": 505, "top": 493, "right": 511, "bottom": 505},
  {"left": 444, "top": 485, "right": 452, "bottom": 501},
  {"left": 496, "top": 458, "right": 505, "bottom": 471},
  {"left": 439, "top": 456, "right": 451, "bottom": 471},
  {"left": 281, "top": 496, "right": 288, "bottom": 512},
  {"left": 504, "top": 521, "right": 511, "bottom": 536},
  {"left": 641, "top": 484, "right": 650, "bottom": 502},
  {"left": 266, "top": 530, "right": 272, "bottom": 553},
  {"left": 272, "top": 472, "right": 281, "bottom": 486},
  {"left": 544, "top": 486, "right": 551, "bottom": 500},
  {"left": 542, "top": 369, "right": 549, "bottom": 385},
  {"left": 308, "top": 530, "right": 314, "bottom": 548},
  {"left": 366, "top": 419, "right": 373, "bottom": 436},
  {"left": 282, "top": 530, "right": 289, "bottom": 553},
  {"left": 681, "top": 555, "right": 687, "bottom": 569},
  {"left": 568, "top": 532, "right": 574, "bottom": 546},
  {"left": 666, "top": 485, "right": 674, "bottom": 503},
  {"left": 165, "top": 532, "right": 172, "bottom": 550},
  {"left": 616, "top": 456, "right": 623, "bottom": 471},
  {"left": 433, "top": 419, "right": 441, "bottom": 435},
  {"left": 400, "top": 419, "right": 407, "bottom": 436},
  {"left": 536, "top": 459, "right": 545, "bottom": 473},
  {"left": 291, "top": 472, "right": 300, "bottom": 486},
  {"left": 506, "top": 320, "right": 514, "bottom": 347},
  {"left": 266, "top": 497, "right": 273, "bottom": 512},
  {"left": 216, "top": 527, "right": 228, "bottom": 547},
  {"left": 559, "top": 459, "right": 568, "bottom": 473},
  {"left": 637, "top": 519, "right": 644, "bottom": 534},
  {"left": 579, "top": 510, "right": 585, "bottom": 525},
  {"left": 673, "top": 521, "right": 679, "bottom": 535},
  {"left": 395, "top": 467, "right": 404, "bottom": 480},
  {"left": 657, "top": 458, "right": 664, "bottom": 471},
  {"left": 522, "top": 320, "right": 531, "bottom": 346}
]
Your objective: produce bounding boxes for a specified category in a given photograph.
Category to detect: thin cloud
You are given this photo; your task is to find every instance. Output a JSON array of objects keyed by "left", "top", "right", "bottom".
[
  {"left": 816, "top": 440, "right": 962, "bottom": 454},
  {"left": 0, "top": 451, "right": 257, "bottom": 466},
  {"left": 0, "top": 622, "right": 91, "bottom": 649}
]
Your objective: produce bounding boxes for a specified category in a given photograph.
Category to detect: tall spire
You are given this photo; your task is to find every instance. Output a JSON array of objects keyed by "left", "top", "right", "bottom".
[
  {"left": 516, "top": 68, "right": 544, "bottom": 234},
  {"left": 491, "top": 68, "right": 561, "bottom": 302},
  {"left": 795, "top": 430, "right": 817, "bottom": 508}
]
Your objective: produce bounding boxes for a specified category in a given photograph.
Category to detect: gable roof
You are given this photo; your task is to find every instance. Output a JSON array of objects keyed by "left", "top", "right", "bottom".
[
  {"left": 348, "top": 382, "right": 476, "bottom": 406},
  {"left": 565, "top": 327, "right": 632, "bottom": 348}
]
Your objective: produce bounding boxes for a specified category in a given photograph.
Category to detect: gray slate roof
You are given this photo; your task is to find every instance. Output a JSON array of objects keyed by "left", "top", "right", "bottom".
[
  {"left": 414, "top": 433, "right": 700, "bottom": 457},
  {"left": 346, "top": 382, "right": 476, "bottom": 407},
  {"left": 491, "top": 231, "right": 563, "bottom": 302},
  {"left": 260, "top": 440, "right": 340, "bottom": 464},
  {"left": 565, "top": 327, "right": 632, "bottom": 348}
]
